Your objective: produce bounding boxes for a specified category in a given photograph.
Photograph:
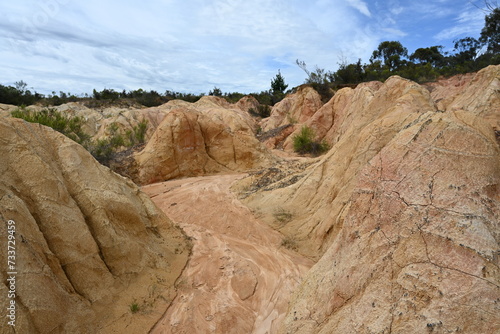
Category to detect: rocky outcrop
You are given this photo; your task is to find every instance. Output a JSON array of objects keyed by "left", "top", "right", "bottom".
[
  {"left": 1, "top": 102, "right": 161, "bottom": 144},
  {"left": 260, "top": 86, "right": 323, "bottom": 148},
  {"left": 245, "top": 75, "right": 439, "bottom": 258},
  {"left": 280, "top": 110, "right": 500, "bottom": 333},
  {"left": 439, "top": 65, "right": 500, "bottom": 131},
  {"left": 2, "top": 95, "right": 269, "bottom": 183},
  {"left": 134, "top": 96, "right": 270, "bottom": 184},
  {"left": 0, "top": 103, "right": 17, "bottom": 117},
  {"left": 280, "top": 81, "right": 383, "bottom": 151},
  {"left": 2, "top": 64, "right": 498, "bottom": 334},
  {"left": 0, "top": 117, "right": 190, "bottom": 333},
  {"left": 241, "top": 66, "right": 500, "bottom": 333}
]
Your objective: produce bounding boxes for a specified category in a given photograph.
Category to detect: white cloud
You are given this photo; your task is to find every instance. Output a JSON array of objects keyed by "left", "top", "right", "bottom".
[
  {"left": 0, "top": 0, "right": 489, "bottom": 95},
  {"left": 347, "top": 0, "right": 371, "bottom": 17},
  {"left": 434, "top": 4, "right": 484, "bottom": 41}
]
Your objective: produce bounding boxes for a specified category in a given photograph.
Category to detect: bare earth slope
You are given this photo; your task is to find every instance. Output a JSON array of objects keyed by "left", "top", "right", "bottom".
[
  {"left": 0, "top": 118, "right": 190, "bottom": 334},
  {"left": 280, "top": 109, "right": 500, "bottom": 334},
  {"left": 240, "top": 65, "right": 500, "bottom": 333},
  {"left": 143, "top": 175, "right": 313, "bottom": 334}
]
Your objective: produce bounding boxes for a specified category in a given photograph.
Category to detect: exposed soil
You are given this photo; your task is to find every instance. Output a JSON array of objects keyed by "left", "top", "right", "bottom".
[{"left": 142, "top": 174, "right": 314, "bottom": 334}]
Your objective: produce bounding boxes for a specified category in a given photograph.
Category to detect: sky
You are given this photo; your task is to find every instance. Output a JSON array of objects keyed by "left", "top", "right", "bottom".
[{"left": 0, "top": 0, "right": 489, "bottom": 96}]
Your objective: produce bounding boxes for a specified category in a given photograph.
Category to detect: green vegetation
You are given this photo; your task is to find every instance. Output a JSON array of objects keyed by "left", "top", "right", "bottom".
[
  {"left": 0, "top": 68, "right": 291, "bottom": 111},
  {"left": 132, "top": 119, "right": 148, "bottom": 144},
  {"left": 296, "top": 6, "right": 499, "bottom": 98},
  {"left": 248, "top": 105, "right": 271, "bottom": 118},
  {"left": 83, "top": 120, "right": 149, "bottom": 164},
  {"left": 11, "top": 107, "right": 148, "bottom": 165},
  {"left": 129, "top": 302, "right": 140, "bottom": 314},
  {"left": 296, "top": 60, "right": 335, "bottom": 103},
  {"left": 292, "top": 126, "right": 329, "bottom": 156},
  {"left": 208, "top": 86, "right": 223, "bottom": 96},
  {"left": 11, "top": 107, "right": 90, "bottom": 145},
  {"left": 270, "top": 70, "right": 289, "bottom": 103}
]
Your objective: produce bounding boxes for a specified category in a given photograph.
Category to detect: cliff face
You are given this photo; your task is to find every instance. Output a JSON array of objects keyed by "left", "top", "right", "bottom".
[
  {"left": 261, "top": 86, "right": 324, "bottom": 132},
  {"left": 0, "top": 118, "right": 190, "bottom": 334},
  {"left": 241, "top": 65, "right": 500, "bottom": 333},
  {"left": 280, "top": 109, "right": 500, "bottom": 333},
  {"left": 134, "top": 96, "right": 270, "bottom": 184}
]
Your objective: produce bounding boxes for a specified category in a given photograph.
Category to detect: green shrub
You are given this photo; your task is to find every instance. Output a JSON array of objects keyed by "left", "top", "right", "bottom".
[
  {"left": 88, "top": 138, "right": 115, "bottom": 163},
  {"left": 133, "top": 120, "right": 148, "bottom": 144},
  {"left": 129, "top": 302, "right": 139, "bottom": 313},
  {"left": 292, "top": 126, "right": 329, "bottom": 156},
  {"left": 11, "top": 107, "right": 90, "bottom": 144},
  {"left": 11, "top": 108, "right": 148, "bottom": 166},
  {"left": 248, "top": 105, "right": 271, "bottom": 118}
]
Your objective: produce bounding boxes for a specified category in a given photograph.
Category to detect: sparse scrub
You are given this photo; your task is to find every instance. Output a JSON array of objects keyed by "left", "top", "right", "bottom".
[
  {"left": 281, "top": 236, "right": 298, "bottom": 251},
  {"left": 87, "top": 123, "right": 124, "bottom": 164},
  {"left": 133, "top": 119, "right": 148, "bottom": 144},
  {"left": 273, "top": 207, "right": 293, "bottom": 223},
  {"left": 88, "top": 139, "right": 115, "bottom": 163},
  {"left": 11, "top": 108, "right": 148, "bottom": 165},
  {"left": 286, "top": 113, "right": 297, "bottom": 124},
  {"left": 11, "top": 107, "right": 90, "bottom": 144},
  {"left": 248, "top": 105, "right": 271, "bottom": 118},
  {"left": 292, "top": 126, "right": 329, "bottom": 156},
  {"left": 88, "top": 121, "right": 147, "bottom": 164},
  {"left": 129, "top": 301, "right": 140, "bottom": 313}
]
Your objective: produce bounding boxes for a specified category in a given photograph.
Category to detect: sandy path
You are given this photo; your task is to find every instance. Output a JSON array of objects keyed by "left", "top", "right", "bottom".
[{"left": 142, "top": 174, "right": 313, "bottom": 334}]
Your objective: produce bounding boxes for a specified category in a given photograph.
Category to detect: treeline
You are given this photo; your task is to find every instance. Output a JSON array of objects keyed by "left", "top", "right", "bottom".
[
  {"left": 0, "top": 83, "right": 207, "bottom": 108},
  {"left": 299, "top": 7, "right": 499, "bottom": 97},
  {"left": 0, "top": 81, "right": 284, "bottom": 110}
]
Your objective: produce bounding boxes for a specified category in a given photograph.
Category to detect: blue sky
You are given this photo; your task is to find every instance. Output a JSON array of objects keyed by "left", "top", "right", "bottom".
[{"left": 0, "top": 0, "right": 488, "bottom": 95}]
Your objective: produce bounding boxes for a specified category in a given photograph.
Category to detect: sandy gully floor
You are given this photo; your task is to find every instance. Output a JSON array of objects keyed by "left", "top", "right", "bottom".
[{"left": 142, "top": 174, "right": 313, "bottom": 334}]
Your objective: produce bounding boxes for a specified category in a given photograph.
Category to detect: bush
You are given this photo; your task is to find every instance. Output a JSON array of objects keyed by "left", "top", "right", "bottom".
[
  {"left": 281, "top": 236, "right": 298, "bottom": 251},
  {"left": 11, "top": 108, "right": 148, "bottom": 165},
  {"left": 88, "top": 139, "right": 115, "bottom": 163},
  {"left": 129, "top": 302, "right": 139, "bottom": 313},
  {"left": 133, "top": 120, "right": 148, "bottom": 144},
  {"left": 248, "top": 105, "right": 271, "bottom": 118},
  {"left": 11, "top": 107, "right": 90, "bottom": 144},
  {"left": 292, "top": 126, "right": 329, "bottom": 156},
  {"left": 273, "top": 207, "right": 293, "bottom": 223}
]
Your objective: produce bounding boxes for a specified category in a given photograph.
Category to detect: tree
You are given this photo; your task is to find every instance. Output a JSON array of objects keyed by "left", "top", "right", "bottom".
[
  {"left": 410, "top": 46, "right": 445, "bottom": 67},
  {"left": 370, "top": 41, "right": 408, "bottom": 70},
  {"left": 333, "top": 59, "right": 365, "bottom": 84},
  {"left": 295, "top": 59, "right": 331, "bottom": 85},
  {"left": 270, "top": 70, "right": 288, "bottom": 96},
  {"left": 480, "top": 7, "right": 500, "bottom": 53},
  {"left": 296, "top": 59, "right": 311, "bottom": 78},
  {"left": 15, "top": 80, "right": 28, "bottom": 93},
  {"left": 453, "top": 37, "right": 481, "bottom": 62},
  {"left": 208, "top": 86, "right": 222, "bottom": 96},
  {"left": 470, "top": 0, "right": 499, "bottom": 12},
  {"left": 295, "top": 59, "right": 334, "bottom": 102}
]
